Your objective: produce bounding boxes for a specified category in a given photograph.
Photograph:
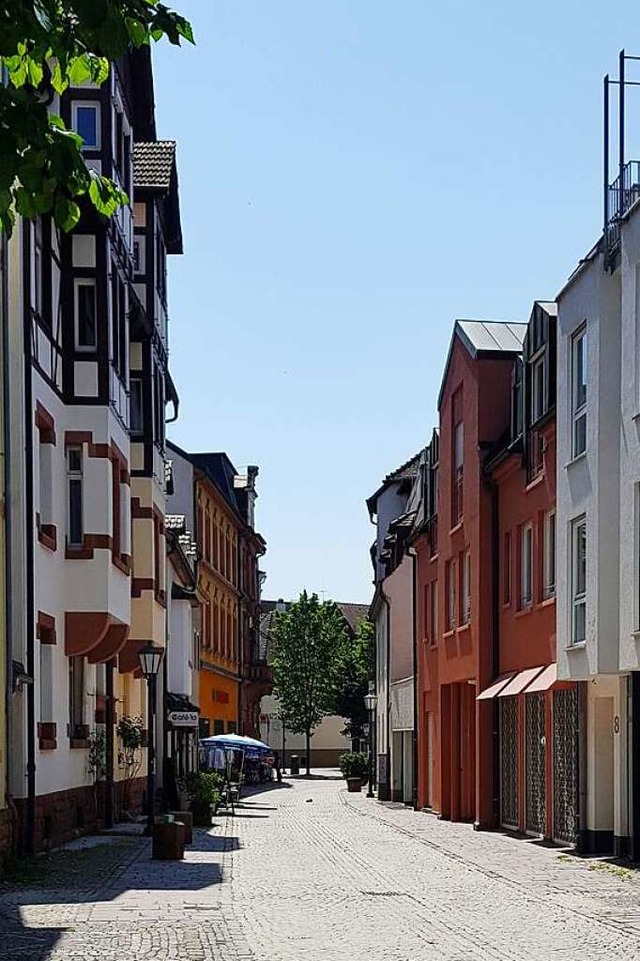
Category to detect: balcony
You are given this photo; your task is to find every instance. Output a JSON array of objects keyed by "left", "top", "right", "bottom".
[{"left": 606, "top": 160, "right": 640, "bottom": 262}]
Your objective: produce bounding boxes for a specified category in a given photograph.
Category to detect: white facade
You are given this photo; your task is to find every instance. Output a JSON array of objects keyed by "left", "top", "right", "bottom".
[
  {"left": 259, "top": 694, "right": 350, "bottom": 764},
  {"left": 556, "top": 210, "right": 635, "bottom": 853}
]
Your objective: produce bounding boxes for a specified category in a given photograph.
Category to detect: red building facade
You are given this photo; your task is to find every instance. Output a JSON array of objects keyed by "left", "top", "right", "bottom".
[
  {"left": 416, "top": 320, "right": 527, "bottom": 826},
  {"left": 416, "top": 308, "right": 578, "bottom": 843},
  {"left": 484, "top": 303, "right": 578, "bottom": 843}
]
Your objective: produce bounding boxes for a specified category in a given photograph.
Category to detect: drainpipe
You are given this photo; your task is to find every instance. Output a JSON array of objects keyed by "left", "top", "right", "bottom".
[
  {"left": 408, "top": 546, "right": 419, "bottom": 811},
  {"left": 1, "top": 219, "right": 14, "bottom": 852},
  {"left": 483, "top": 470, "right": 501, "bottom": 828},
  {"left": 22, "top": 224, "right": 36, "bottom": 854},
  {"left": 383, "top": 585, "right": 391, "bottom": 802},
  {"left": 104, "top": 661, "right": 114, "bottom": 829}
]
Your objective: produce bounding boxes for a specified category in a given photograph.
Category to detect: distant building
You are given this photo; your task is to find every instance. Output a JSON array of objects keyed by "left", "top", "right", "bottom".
[{"left": 259, "top": 600, "right": 369, "bottom": 768}]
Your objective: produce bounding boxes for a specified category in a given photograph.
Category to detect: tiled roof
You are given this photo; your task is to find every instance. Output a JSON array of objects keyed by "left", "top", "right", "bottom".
[
  {"left": 133, "top": 140, "right": 176, "bottom": 190},
  {"left": 335, "top": 603, "right": 370, "bottom": 633},
  {"left": 385, "top": 452, "right": 421, "bottom": 483}
]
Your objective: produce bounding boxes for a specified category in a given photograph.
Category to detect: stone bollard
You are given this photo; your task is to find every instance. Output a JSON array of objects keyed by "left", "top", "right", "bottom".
[
  {"left": 170, "top": 810, "right": 193, "bottom": 844},
  {"left": 152, "top": 817, "right": 186, "bottom": 860}
]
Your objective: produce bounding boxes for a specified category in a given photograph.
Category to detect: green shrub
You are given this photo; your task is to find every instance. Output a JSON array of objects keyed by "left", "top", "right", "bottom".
[
  {"left": 338, "top": 751, "right": 369, "bottom": 780},
  {"left": 186, "top": 771, "right": 223, "bottom": 805}
]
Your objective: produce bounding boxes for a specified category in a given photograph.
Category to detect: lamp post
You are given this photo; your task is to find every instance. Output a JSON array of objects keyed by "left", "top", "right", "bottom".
[
  {"left": 138, "top": 644, "right": 164, "bottom": 836},
  {"left": 364, "top": 691, "right": 378, "bottom": 799}
]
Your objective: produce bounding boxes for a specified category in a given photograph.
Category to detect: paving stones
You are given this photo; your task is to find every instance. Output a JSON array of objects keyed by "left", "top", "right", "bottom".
[{"left": 2, "top": 778, "right": 640, "bottom": 959}]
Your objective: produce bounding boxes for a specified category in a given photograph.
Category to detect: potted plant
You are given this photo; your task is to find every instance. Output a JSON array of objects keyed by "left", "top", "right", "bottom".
[
  {"left": 186, "top": 771, "right": 223, "bottom": 827},
  {"left": 339, "top": 751, "right": 369, "bottom": 793}
]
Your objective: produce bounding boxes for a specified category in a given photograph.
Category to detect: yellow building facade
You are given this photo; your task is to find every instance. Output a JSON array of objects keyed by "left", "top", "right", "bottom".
[{"left": 194, "top": 459, "right": 242, "bottom": 737}]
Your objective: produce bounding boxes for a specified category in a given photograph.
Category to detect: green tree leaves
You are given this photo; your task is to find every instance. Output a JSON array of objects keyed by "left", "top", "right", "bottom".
[
  {"left": 271, "top": 592, "right": 348, "bottom": 761},
  {"left": 0, "top": 0, "right": 194, "bottom": 235}
]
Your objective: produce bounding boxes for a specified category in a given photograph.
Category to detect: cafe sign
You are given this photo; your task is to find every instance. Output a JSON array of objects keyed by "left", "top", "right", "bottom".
[{"left": 168, "top": 710, "right": 199, "bottom": 727}]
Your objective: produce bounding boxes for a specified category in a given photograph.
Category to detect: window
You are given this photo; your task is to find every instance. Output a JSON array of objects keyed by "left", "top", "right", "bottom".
[
  {"left": 39, "top": 437, "right": 53, "bottom": 527},
  {"left": 227, "top": 721, "right": 237, "bottom": 734},
  {"left": 461, "top": 552, "right": 471, "bottom": 624},
  {"left": 68, "top": 655, "right": 85, "bottom": 738},
  {"left": 33, "top": 217, "right": 44, "bottom": 320},
  {"left": 40, "top": 644, "right": 54, "bottom": 724},
  {"left": 543, "top": 511, "right": 556, "bottom": 599},
  {"left": 153, "top": 365, "right": 165, "bottom": 448},
  {"left": 445, "top": 559, "right": 456, "bottom": 631},
  {"left": 520, "top": 523, "right": 533, "bottom": 608},
  {"left": 130, "top": 377, "right": 143, "bottom": 434},
  {"left": 571, "top": 327, "right": 587, "bottom": 457},
  {"left": 503, "top": 532, "right": 511, "bottom": 605},
  {"left": 531, "top": 355, "right": 545, "bottom": 423},
  {"left": 430, "top": 580, "right": 438, "bottom": 644},
  {"left": 511, "top": 358, "right": 524, "bottom": 439},
  {"left": 213, "top": 719, "right": 225, "bottom": 735},
  {"left": 111, "top": 272, "right": 127, "bottom": 374},
  {"left": 453, "top": 420, "right": 464, "bottom": 524},
  {"left": 133, "top": 240, "right": 142, "bottom": 273},
  {"left": 73, "top": 103, "right": 100, "bottom": 149},
  {"left": 67, "top": 446, "right": 83, "bottom": 547},
  {"left": 571, "top": 517, "right": 587, "bottom": 644},
  {"left": 75, "top": 279, "right": 97, "bottom": 350}
]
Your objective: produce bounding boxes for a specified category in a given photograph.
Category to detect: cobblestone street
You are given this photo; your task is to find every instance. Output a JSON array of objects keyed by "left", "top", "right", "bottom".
[{"left": 4, "top": 775, "right": 640, "bottom": 959}]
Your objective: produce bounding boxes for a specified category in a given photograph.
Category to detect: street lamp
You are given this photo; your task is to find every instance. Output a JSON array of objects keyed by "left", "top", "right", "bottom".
[
  {"left": 138, "top": 644, "right": 164, "bottom": 835},
  {"left": 364, "top": 691, "right": 378, "bottom": 799}
]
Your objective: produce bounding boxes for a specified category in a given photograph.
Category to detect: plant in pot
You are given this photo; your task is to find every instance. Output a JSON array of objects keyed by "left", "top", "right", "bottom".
[
  {"left": 339, "top": 751, "right": 369, "bottom": 793},
  {"left": 186, "top": 771, "right": 223, "bottom": 826}
]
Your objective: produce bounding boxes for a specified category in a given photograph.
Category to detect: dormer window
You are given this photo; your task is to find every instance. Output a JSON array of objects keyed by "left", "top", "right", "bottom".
[
  {"left": 531, "top": 354, "right": 545, "bottom": 423},
  {"left": 72, "top": 103, "right": 100, "bottom": 150}
]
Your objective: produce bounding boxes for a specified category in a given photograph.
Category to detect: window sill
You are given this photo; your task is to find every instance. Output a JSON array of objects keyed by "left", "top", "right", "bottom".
[
  {"left": 539, "top": 595, "right": 556, "bottom": 608},
  {"left": 443, "top": 629, "right": 456, "bottom": 640},
  {"left": 37, "top": 524, "right": 58, "bottom": 552},
  {"left": 630, "top": 630, "right": 640, "bottom": 639},
  {"left": 449, "top": 522, "right": 464, "bottom": 536},
  {"left": 565, "top": 452, "right": 587, "bottom": 469},
  {"left": 70, "top": 738, "right": 90, "bottom": 750},
  {"left": 457, "top": 623, "right": 471, "bottom": 635},
  {"left": 566, "top": 641, "right": 587, "bottom": 651},
  {"left": 514, "top": 606, "right": 533, "bottom": 619},
  {"left": 525, "top": 473, "right": 545, "bottom": 492}
]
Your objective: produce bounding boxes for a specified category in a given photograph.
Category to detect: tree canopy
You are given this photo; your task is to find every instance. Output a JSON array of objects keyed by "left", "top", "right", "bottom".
[
  {"left": 331, "top": 617, "right": 374, "bottom": 745},
  {"left": 0, "top": 1, "right": 194, "bottom": 235},
  {"left": 271, "top": 591, "right": 348, "bottom": 775}
]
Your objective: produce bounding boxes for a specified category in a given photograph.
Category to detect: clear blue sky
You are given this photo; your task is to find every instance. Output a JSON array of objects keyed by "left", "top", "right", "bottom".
[{"left": 154, "top": 1, "right": 638, "bottom": 605}]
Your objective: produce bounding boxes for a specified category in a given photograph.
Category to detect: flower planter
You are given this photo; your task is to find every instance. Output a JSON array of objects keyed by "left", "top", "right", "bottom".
[
  {"left": 346, "top": 777, "right": 363, "bottom": 793},
  {"left": 190, "top": 800, "right": 212, "bottom": 827}
]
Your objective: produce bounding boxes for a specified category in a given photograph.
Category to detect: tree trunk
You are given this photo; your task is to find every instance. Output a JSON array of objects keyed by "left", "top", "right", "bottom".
[{"left": 305, "top": 729, "right": 311, "bottom": 776}]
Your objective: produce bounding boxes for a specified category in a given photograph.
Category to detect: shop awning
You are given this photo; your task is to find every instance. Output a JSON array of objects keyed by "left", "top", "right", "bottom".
[
  {"left": 476, "top": 674, "right": 515, "bottom": 701},
  {"left": 524, "top": 663, "right": 557, "bottom": 693},
  {"left": 497, "top": 666, "right": 545, "bottom": 698}
]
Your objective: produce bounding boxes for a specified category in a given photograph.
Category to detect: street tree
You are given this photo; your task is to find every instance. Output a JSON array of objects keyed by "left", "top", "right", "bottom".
[
  {"left": 331, "top": 617, "right": 374, "bottom": 749},
  {"left": 0, "top": 1, "right": 194, "bottom": 235},
  {"left": 271, "top": 591, "right": 347, "bottom": 776}
]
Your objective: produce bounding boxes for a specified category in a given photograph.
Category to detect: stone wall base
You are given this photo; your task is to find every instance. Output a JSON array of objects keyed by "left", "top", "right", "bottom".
[
  {"left": 13, "top": 776, "right": 146, "bottom": 854},
  {"left": 0, "top": 807, "right": 14, "bottom": 863}
]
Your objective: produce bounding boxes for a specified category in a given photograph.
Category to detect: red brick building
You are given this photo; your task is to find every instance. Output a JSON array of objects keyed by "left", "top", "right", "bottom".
[
  {"left": 483, "top": 302, "right": 578, "bottom": 843},
  {"left": 415, "top": 320, "right": 526, "bottom": 826}
]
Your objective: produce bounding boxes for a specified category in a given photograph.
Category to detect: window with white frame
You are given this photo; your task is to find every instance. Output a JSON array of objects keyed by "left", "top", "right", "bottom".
[
  {"left": 531, "top": 354, "right": 545, "bottom": 423},
  {"left": 520, "top": 523, "right": 533, "bottom": 608},
  {"left": 446, "top": 559, "right": 456, "bottom": 631},
  {"left": 39, "top": 438, "right": 53, "bottom": 527},
  {"left": 461, "top": 551, "right": 471, "bottom": 624},
  {"left": 67, "top": 446, "right": 83, "bottom": 547},
  {"left": 543, "top": 510, "right": 556, "bottom": 599},
  {"left": 430, "top": 580, "right": 438, "bottom": 644},
  {"left": 74, "top": 279, "right": 97, "bottom": 350},
  {"left": 571, "top": 326, "right": 587, "bottom": 457},
  {"left": 571, "top": 516, "right": 587, "bottom": 644},
  {"left": 72, "top": 102, "right": 100, "bottom": 149}
]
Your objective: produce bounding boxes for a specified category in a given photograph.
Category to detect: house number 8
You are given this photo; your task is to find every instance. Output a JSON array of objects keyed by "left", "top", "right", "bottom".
[{"left": 614, "top": 716, "right": 620, "bottom": 734}]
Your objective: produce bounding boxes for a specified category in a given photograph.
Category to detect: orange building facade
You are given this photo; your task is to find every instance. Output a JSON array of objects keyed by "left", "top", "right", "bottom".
[{"left": 192, "top": 454, "right": 266, "bottom": 738}]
